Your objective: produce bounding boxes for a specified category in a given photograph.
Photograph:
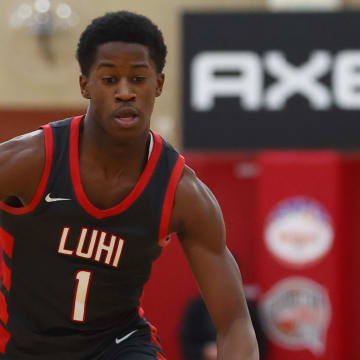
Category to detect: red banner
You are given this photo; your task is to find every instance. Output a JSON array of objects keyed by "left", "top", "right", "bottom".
[{"left": 256, "top": 151, "right": 345, "bottom": 360}]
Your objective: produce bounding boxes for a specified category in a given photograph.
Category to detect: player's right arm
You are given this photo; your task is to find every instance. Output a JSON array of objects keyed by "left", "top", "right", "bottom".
[{"left": 0, "top": 130, "right": 45, "bottom": 205}]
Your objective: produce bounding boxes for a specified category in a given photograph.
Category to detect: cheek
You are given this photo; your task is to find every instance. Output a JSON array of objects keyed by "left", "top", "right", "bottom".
[
  {"left": 143, "top": 86, "right": 157, "bottom": 104},
  {"left": 92, "top": 87, "right": 113, "bottom": 104},
  {"left": 142, "top": 95, "right": 156, "bottom": 113}
]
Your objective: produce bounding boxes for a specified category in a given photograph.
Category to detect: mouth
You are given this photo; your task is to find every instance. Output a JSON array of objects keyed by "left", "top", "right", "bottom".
[{"left": 113, "top": 107, "right": 140, "bottom": 128}]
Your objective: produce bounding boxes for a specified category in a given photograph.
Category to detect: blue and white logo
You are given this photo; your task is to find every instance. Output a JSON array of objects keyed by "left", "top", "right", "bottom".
[{"left": 265, "top": 197, "right": 333, "bottom": 267}]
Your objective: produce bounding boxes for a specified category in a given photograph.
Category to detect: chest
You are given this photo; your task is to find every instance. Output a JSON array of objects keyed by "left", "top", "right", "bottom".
[{"left": 79, "top": 165, "right": 140, "bottom": 210}]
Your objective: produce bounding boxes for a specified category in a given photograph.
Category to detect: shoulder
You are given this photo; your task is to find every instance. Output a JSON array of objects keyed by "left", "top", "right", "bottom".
[
  {"left": 0, "top": 129, "right": 46, "bottom": 201},
  {"left": 177, "top": 165, "right": 221, "bottom": 216},
  {"left": 0, "top": 129, "right": 45, "bottom": 164},
  {"left": 170, "top": 164, "right": 224, "bottom": 241},
  {"left": 0, "top": 128, "right": 44, "bottom": 153}
]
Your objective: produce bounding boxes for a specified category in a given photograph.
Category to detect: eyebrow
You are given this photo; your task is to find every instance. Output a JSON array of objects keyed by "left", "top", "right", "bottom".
[
  {"left": 133, "top": 63, "right": 149, "bottom": 69},
  {"left": 96, "top": 62, "right": 150, "bottom": 70}
]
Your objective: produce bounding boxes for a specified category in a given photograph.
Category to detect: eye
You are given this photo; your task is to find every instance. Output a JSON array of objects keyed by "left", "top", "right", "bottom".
[
  {"left": 102, "top": 76, "right": 117, "bottom": 84},
  {"left": 132, "top": 76, "right": 146, "bottom": 83}
]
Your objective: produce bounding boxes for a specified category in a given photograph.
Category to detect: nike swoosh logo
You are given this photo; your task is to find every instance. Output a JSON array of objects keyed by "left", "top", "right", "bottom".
[
  {"left": 45, "top": 193, "right": 72, "bottom": 202},
  {"left": 115, "top": 329, "right": 137, "bottom": 344}
]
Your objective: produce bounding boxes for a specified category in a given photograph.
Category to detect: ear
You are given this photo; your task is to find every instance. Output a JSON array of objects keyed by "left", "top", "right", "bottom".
[
  {"left": 79, "top": 75, "right": 91, "bottom": 99},
  {"left": 155, "top": 73, "right": 165, "bottom": 97}
]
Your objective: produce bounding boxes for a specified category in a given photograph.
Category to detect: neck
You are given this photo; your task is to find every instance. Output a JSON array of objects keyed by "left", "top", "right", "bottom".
[{"left": 79, "top": 115, "right": 150, "bottom": 177}]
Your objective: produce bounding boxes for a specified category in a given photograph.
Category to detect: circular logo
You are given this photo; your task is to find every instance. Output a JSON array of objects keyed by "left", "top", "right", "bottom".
[
  {"left": 260, "top": 277, "right": 331, "bottom": 355},
  {"left": 265, "top": 197, "right": 333, "bottom": 267}
]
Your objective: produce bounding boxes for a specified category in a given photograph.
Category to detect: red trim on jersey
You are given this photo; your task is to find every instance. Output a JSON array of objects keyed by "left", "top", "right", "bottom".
[
  {"left": 158, "top": 155, "right": 185, "bottom": 245},
  {"left": 137, "top": 293, "right": 167, "bottom": 359},
  {"left": 157, "top": 351, "right": 167, "bottom": 360},
  {"left": 138, "top": 292, "right": 145, "bottom": 318},
  {"left": 0, "top": 292, "right": 8, "bottom": 325},
  {"left": 0, "top": 124, "right": 54, "bottom": 215},
  {"left": 0, "top": 228, "right": 14, "bottom": 259},
  {"left": 149, "top": 323, "right": 162, "bottom": 347},
  {"left": 69, "top": 116, "right": 163, "bottom": 219},
  {"left": 1, "top": 260, "right": 11, "bottom": 292},
  {"left": 149, "top": 323, "right": 167, "bottom": 360},
  {"left": 0, "top": 324, "right": 10, "bottom": 353}
]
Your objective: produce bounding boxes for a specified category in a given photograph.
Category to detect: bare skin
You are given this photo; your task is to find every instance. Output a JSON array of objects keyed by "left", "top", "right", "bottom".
[{"left": 0, "top": 41, "right": 259, "bottom": 359}]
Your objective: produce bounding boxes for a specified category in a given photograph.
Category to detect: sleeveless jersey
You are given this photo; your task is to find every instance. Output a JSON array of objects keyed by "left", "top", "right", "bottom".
[{"left": 0, "top": 116, "right": 185, "bottom": 359}]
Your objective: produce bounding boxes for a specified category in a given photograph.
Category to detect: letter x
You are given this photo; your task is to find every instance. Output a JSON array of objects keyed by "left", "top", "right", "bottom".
[{"left": 264, "top": 51, "right": 332, "bottom": 110}]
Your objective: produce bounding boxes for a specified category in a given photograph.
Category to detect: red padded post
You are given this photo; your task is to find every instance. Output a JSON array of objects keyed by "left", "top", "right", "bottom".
[{"left": 256, "top": 151, "right": 345, "bottom": 360}]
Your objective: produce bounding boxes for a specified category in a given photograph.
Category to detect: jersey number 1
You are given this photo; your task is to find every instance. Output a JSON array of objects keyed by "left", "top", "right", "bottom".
[{"left": 72, "top": 270, "right": 92, "bottom": 322}]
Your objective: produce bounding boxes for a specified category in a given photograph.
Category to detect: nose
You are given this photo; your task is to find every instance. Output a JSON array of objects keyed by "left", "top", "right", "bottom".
[{"left": 115, "top": 79, "right": 136, "bottom": 102}]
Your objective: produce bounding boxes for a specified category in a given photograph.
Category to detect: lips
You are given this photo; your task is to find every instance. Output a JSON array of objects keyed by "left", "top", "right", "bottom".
[
  {"left": 115, "top": 107, "right": 139, "bottom": 118},
  {"left": 113, "top": 107, "right": 139, "bottom": 128}
]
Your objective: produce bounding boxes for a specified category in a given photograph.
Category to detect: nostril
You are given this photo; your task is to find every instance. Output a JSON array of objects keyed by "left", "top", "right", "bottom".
[{"left": 115, "top": 94, "right": 136, "bottom": 102}]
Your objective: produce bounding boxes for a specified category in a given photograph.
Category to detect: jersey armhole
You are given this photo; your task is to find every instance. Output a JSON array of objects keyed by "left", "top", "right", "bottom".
[
  {"left": 158, "top": 155, "right": 185, "bottom": 246},
  {"left": 0, "top": 125, "right": 54, "bottom": 215}
]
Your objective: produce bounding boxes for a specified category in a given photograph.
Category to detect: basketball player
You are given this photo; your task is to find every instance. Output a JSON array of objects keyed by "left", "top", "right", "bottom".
[{"left": 0, "top": 11, "right": 259, "bottom": 360}]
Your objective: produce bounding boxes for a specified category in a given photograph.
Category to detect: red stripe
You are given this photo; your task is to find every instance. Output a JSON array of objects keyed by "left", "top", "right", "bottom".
[
  {"left": 137, "top": 298, "right": 166, "bottom": 359},
  {"left": 138, "top": 292, "right": 145, "bottom": 318},
  {"left": 0, "top": 324, "right": 10, "bottom": 353},
  {"left": 1, "top": 260, "right": 11, "bottom": 292},
  {"left": 158, "top": 155, "right": 185, "bottom": 245},
  {"left": 138, "top": 306, "right": 145, "bottom": 318},
  {"left": 149, "top": 323, "right": 161, "bottom": 348},
  {"left": 157, "top": 352, "right": 167, "bottom": 360},
  {"left": 70, "top": 116, "right": 163, "bottom": 219},
  {"left": 0, "top": 124, "right": 54, "bottom": 215},
  {"left": 149, "top": 323, "right": 167, "bottom": 359},
  {"left": 0, "top": 228, "right": 13, "bottom": 259},
  {"left": 0, "top": 292, "right": 8, "bottom": 324}
]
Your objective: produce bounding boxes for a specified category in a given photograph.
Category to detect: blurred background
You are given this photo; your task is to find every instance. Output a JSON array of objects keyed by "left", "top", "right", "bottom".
[{"left": 1, "top": 0, "right": 360, "bottom": 359}]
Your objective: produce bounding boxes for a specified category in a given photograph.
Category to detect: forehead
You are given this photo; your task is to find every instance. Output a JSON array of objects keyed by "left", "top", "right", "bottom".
[{"left": 93, "top": 41, "right": 153, "bottom": 69}]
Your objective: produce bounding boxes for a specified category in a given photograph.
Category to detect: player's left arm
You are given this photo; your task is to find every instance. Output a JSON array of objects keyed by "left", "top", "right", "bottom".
[{"left": 170, "top": 165, "right": 259, "bottom": 360}]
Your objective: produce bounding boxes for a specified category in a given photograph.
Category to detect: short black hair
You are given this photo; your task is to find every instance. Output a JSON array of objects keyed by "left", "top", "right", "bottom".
[{"left": 76, "top": 11, "right": 167, "bottom": 76}]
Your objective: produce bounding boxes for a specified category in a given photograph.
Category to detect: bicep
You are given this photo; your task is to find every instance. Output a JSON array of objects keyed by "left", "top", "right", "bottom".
[{"left": 175, "top": 173, "right": 250, "bottom": 333}]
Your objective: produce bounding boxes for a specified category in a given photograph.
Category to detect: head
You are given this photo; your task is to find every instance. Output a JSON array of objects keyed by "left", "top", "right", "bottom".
[
  {"left": 76, "top": 11, "right": 167, "bottom": 77},
  {"left": 76, "top": 11, "right": 167, "bottom": 141}
]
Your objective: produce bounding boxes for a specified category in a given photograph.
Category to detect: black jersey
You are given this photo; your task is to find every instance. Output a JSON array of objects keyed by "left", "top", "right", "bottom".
[{"left": 0, "top": 116, "right": 184, "bottom": 359}]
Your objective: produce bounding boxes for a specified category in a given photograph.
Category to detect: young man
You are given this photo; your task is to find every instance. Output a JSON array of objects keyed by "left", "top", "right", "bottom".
[{"left": 0, "top": 11, "right": 259, "bottom": 360}]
